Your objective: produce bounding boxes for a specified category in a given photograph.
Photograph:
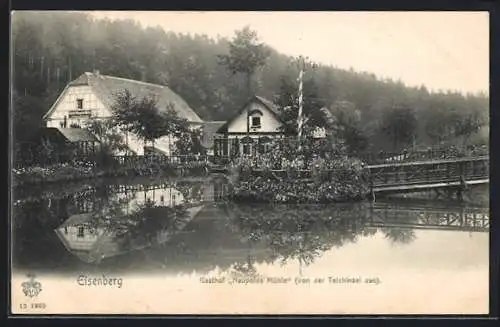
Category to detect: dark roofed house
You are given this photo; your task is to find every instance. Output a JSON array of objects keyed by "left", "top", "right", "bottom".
[
  {"left": 214, "top": 95, "right": 292, "bottom": 158},
  {"left": 30, "top": 127, "right": 101, "bottom": 162},
  {"left": 200, "top": 121, "right": 226, "bottom": 155},
  {"left": 55, "top": 128, "right": 100, "bottom": 143},
  {"left": 43, "top": 71, "right": 203, "bottom": 156}
]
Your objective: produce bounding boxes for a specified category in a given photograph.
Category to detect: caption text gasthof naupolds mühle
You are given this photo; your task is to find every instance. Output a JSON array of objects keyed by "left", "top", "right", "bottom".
[{"left": 199, "top": 276, "right": 381, "bottom": 285}]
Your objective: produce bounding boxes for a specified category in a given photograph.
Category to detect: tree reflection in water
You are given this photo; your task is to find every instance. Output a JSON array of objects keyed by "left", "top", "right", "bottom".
[
  {"left": 85, "top": 200, "right": 191, "bottom": 252},
  {"left": 219, "top": 202, "right": 375, "bottom": 273},
  {"left": 381, "top": 228, "right": 416, "bottom": 245},
  {"left": 14, "top": 177, "right": 488, "bottom": 273}
]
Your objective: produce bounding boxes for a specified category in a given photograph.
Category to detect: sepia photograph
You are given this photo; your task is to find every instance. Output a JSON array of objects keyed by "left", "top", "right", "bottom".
[{"left": 9, "top": 10, "right": 489, "bottom": 315}]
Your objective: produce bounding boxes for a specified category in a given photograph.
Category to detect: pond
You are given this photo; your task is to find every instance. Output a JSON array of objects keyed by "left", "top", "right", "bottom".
[{"left": 10, "top": 175, "right": 490, "bottom": 314}]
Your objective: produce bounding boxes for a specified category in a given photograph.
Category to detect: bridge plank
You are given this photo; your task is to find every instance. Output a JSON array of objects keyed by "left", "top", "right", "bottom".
[
  {"left": 373, "top": 179, "right": 489, "bottom": 193},
  {"left": 367, "top": 222, "right": 488, "bottom": 232},
  {"left": 366, "top": 155, "right": 489, "bottom": 169}
]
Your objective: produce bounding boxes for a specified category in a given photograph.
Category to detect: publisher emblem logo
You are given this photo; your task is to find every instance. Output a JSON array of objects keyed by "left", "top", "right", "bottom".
[{"left": 21, "top": 273, "right": 42, "bottom": 298}]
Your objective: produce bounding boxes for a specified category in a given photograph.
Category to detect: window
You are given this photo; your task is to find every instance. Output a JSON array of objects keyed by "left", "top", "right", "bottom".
[
  {"left": 259, "top": 143, "right": 271, "bottom": 154},
  {"left": 77, "top": 226, "right": 85, "bottom": 238},
  {"left": 243, "top": 144, "right": 252, "bottom": 155},
  {"left": 76, "top": 98, "right": 84, "bottom": 109},
  {"left": 251, "top": 116, "right": 261, "bottom": 128}
]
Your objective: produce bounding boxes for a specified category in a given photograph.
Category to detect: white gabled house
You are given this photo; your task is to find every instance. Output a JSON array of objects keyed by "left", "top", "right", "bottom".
[
  {"left": 213, "top": 95, "right": 327, "bottom": 157},
  {"left": 43, "top": 70, "right": 203, "bottom": 156},
  {"left": 214, "top": 95, "right": 293, "bottom": 156}
]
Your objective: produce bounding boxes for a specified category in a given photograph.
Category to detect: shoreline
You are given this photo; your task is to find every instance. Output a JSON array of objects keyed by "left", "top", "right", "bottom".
[{"left": 12, "top": 162, "right": 210, "bottom": 188}]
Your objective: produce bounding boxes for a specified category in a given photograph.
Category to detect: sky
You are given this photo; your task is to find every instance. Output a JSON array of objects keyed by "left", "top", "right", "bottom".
[{"left": 90, "top": 11, "right": 489, "bottom": 95}]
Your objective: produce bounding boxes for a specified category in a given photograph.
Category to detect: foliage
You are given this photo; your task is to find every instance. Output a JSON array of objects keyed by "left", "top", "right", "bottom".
[
  {"left": 230, "top": 140, "right": 369, "bottom": 203},
  {"left": 274, "top": 74, "right": 328, "bottom": 136},
  {"left": 12, "top": 161, "right": 96, "bottom": 186},
  {"left": 452, "top": 109, "right": 485, "bottom": 148},
  {"left": 88, "top": 200, "right": 191, "bottom": 245},
  {"left": 11, "top": 11, "right": 488, "bottom": 155},
  {"left": 173, "top": 127, "right": 205, "bottom": 156},
  {"left": 218, "top": 26, "right": 270, "bottom": 97},
  {"left": 84, "top": 118, "right": 129, "bottom": 167},
  {"left": 381, "top": 228, "right": 416, "bottom": 245},
  {"left": 380, "top": 105, "right": 418, "bottom": 151},
  {"left": 328, "top": 100, "right": 368, "bottom": 155},
  {"left": 222, "top": 202, "right": 378, "bottom": 267},
  {"left": 110, "top": 89, "right": 190, "bottom": 151}
]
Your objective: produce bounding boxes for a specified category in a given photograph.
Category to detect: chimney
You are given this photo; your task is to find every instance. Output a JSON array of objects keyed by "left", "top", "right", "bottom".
[
  {"left": 141, "top": 70, "right": 146, "bottom": 82},
  {"left": 94, "top": 69, "right": 100, "bottom": 76}
]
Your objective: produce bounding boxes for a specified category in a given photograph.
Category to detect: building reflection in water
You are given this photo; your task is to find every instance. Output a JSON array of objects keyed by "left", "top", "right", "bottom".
[
  {"left": 52, "top": 183, "right": 489, "bottom": 274},
  {"left": 55, "top": 213, "right": 119, "bottom": 263},
  {"left": 54, "top": 182, "right": 211, "bottom": 264}
]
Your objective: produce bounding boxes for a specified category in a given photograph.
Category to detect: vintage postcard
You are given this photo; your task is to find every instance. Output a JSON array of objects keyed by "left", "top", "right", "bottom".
[{"left": 10, "top": 11, "right": 489, "bottom": 315}]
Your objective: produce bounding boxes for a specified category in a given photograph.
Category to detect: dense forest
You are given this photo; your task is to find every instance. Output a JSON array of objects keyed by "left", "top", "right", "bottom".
[{"left": 11, "top": 11, "right": 489, "bottom": 154}]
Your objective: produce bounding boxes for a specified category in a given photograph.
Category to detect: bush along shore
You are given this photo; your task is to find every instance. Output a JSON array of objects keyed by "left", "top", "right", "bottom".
[
  {"left": 228, "top": 142, "right": 372, "bottom": 204},
  {"left": 12, "top": 158, "right": 209, "bottom": 187}
]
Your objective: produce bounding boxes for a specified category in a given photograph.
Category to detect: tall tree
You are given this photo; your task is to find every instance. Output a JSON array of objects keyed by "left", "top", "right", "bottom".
[
  {"left": 380, "top": 105, "right": 418, "bottom": 152},
  {"left": 218, "top": 26, "right": 270, "bottom": 136},
  {"left": 329, "top": 100, "right": 368, "bottom": 155},
  {"left": 110, "top": 89, "right": 189, "bottom": 152},
  {"left": 452, "top": 109, "right": 485, "bottom": 149},
  {"left": 11, "top": 11, "right": 489, "bottom": 156},
  {"left": 274, "top": 73, "right": 327, "bottom": 136},
  {"left": 217, "top": 26, "right": 270, "bottom": 98}
]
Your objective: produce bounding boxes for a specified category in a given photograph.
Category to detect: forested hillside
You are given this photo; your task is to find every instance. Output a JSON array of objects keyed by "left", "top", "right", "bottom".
[{"left": 11, "top": 11, "right": 489, "bottom": 153}]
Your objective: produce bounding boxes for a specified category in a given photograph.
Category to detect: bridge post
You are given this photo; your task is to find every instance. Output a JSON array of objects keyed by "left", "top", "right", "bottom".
[{"left": 369, "top": 175, "right": 375, "bottom": 203}]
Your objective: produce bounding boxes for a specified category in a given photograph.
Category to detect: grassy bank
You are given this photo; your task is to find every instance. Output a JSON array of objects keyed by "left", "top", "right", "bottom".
[{"left": 12, "top": 160, "right": 209, "bottom": 187}]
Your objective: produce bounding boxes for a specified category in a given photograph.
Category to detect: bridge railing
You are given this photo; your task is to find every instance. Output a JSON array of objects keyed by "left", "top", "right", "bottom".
[
  {"left": 359, "top": 147, "right": 489, "bottom": 165},
  {"left": 369, "top": 202, "right": 489, "bottom": 231},
  {"left": 368, "top": 158, "right": 489, "bottom": 188}
]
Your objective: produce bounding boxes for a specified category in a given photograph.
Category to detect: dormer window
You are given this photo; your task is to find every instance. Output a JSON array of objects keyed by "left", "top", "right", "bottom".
[
  {"left": 76, "top": 98, "right": 83, "bottom": 109},
  {"left": 248, "top": 109, "right": 263, "bottom": 129},
  {"left": 251, "top": 116, "right": 261, "bottom": 128}
]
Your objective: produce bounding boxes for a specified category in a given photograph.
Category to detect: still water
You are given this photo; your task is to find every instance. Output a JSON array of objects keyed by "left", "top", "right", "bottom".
[{"left": 11, "top": 175, "right": 489, "bottom": 314}]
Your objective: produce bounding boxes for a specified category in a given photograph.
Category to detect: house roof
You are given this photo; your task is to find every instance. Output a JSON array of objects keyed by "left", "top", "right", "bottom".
[
  {"left": 58, "top": 213, "right": 95, "bottom": 228},
  {"left": 254, "top": 95, "right": 281, "bottom": 116},
  {"left": 55, "top": 205, "right": 206, "bottom": 264},
  {"left": 52, "top": 128, "right": 100, "bottom": 143},
  {"left": 216, "top": 95, "right": 286, "bottom": 134},
  {"left": 44, "top": 72, "right": 203, "bottom": 123},
  {"left": 201, "top": 121, "right": 226, "bottom": 148}
]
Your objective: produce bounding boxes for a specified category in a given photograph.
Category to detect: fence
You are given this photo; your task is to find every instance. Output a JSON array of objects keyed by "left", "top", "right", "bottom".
[{"left": 13, "top": 153, "right": 216, "bottom": 170}]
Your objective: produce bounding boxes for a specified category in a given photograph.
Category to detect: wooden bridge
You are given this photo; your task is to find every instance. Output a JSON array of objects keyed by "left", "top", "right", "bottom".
[
  {"left": 367, "top": 201, "right": 489, "bottom": 232},
  {"left": 365, "top": 155, "right": 489, "bottom": 200},
  {"left": 208, "top": 147, "right": 490, "bottom": 200}
]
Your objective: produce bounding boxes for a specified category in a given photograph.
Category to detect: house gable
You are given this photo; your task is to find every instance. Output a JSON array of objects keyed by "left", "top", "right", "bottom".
[
  {"left": 218, "top": 96, "right": 285, "bottom": 134},
  {"left": 44, "top": 84, "right": 110, "bottom": 128},
  {"left": 44, "top": 71, "right": 204, "bottom": 126}
]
